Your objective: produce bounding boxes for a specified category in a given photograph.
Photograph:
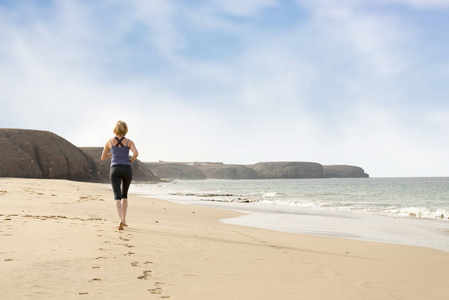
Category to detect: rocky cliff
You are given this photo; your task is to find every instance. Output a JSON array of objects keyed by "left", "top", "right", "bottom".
[
  {"left": 145, "top": 161, "right": 368, "bottom": 180},
  {"left": 146, "top": 163, "right": 206, "bottom": 180},
  {"left": 249, "top": 162, "right": 324, "bottom": 179},
  {"left": 0, "top": 129, "right": 100, "bottom": 181},
  {"left": 323, "top": 165, "right": 369, "bottom": 178},
  {"left": 0, "top": 128, "right": 367, "bottom": 182},
  {"left": 196, "top": 164, "right": 258, "bottom": 180},
  {"left": 81, "top": 147, "right": 160, "bottom": 182}
]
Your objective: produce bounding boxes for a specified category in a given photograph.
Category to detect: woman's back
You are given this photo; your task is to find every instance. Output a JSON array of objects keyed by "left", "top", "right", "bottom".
[{"left": 110, "top": 137, "right": 131, "bottom": 166}]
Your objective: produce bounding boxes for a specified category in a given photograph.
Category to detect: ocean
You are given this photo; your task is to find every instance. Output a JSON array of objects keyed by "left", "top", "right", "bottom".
[{"left": 131, "top": 177, "right": 449, "bottom": 252}]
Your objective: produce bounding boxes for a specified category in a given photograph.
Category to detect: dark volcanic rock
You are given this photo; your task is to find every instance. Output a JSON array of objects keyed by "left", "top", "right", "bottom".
[
  {"left": 196, "top": 164, "right": 258, "bottom": 180},
  {"left": 249, "top": 162, "right": 324, "bottom": 179},
  {"left": 146, "top": 163, "right": 206, "bottom": 180},
  {"left": 81, "top": 147, "right": 160, "bottom": 182},
  {"left": 323, "top": 165, "right": 369, "bottom": 178},
  {"left": 0, "top": 129, "right": 99, "bottom": 181}
]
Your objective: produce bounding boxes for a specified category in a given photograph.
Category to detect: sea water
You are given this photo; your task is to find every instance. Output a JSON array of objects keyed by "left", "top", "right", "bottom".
[{"left": 131, "top": 177, "right": 449, "bottom": 251}]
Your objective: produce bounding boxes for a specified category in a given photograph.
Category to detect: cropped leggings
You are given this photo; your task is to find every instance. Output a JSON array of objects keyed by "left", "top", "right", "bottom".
[{"left": 110, "top": 165, "right": 133, "bottom": 200}]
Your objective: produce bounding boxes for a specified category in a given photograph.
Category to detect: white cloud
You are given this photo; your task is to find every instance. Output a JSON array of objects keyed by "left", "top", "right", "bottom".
[
  {"left": 384, "top": 0, "right": 449, "bottom": 9},
  {"left": 211, "top": 0, "right": 278, "bottom": 17},
  {"left": 297, "top": 0, "right": 411, "bottom": 76}
]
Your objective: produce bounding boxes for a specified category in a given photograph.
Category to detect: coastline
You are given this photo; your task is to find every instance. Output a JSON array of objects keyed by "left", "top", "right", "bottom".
[
  {"left": 131, "top": 179, "right": 449, "bottom": 252},
  {"left": 1, "top": 178, "right": 449, "bottom": 299}
]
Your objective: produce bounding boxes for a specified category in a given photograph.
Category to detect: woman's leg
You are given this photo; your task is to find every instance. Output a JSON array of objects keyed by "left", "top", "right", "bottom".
[
  {"left": 110, "top": 166, "right": 125, "bottom": 229},
  {"left": 115, "top": 200, "right": 123, "bottom": 223},
  {"left": 121, "top": 198, "right": 128, "bottom": 225},
  {"left": 120, "top": 166, "right": 133, "bottom": 226}
]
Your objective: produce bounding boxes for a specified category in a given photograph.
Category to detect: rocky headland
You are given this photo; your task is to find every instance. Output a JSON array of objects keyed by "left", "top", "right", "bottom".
[
  {"left": 146, "top": 163, "right": 207, "bottom": 180},
  {"left": 0, "top": 129, "right": 160, "bottom": 182},
  {"left": 147, "top": 161, "right": 369, "bottom": 180},
  {"left": 0, "top": 129, "right": 100, "bottom": 182},
  {"left": 323, "top": 165, "right": 369, "bottom": 178}
]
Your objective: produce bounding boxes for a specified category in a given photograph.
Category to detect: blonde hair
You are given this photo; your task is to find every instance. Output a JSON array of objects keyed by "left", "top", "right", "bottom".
[{"left": 113, "top": 121, "right": 128, "bottom": 136}]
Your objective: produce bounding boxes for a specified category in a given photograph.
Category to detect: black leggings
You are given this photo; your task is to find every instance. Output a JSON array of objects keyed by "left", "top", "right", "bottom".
[{"left": 110, "top": 165, "right": 133, "bottom": 200}]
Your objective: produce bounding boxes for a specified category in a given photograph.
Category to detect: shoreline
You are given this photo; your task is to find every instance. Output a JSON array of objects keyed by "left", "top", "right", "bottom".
[
  {"left": 1, "top": 178, "right": 449, "bottom": 299},
  {"left": 131, "top": 182, "right": 449, "bottom": 252}
]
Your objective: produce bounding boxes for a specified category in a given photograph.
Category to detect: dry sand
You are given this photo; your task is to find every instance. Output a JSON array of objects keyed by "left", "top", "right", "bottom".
[{"left": 1, "top": 178, "right": 448, "bottom": 299}]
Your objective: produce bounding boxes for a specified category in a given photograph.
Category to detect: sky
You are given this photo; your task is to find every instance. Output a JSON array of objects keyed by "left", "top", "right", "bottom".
[{"left": 1, "top": 0, "right": 449, "bottom": 177}]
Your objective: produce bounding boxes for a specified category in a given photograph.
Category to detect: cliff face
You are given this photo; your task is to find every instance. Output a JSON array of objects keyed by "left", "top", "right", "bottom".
[
  {"left": 196, "top": 164, "right": 258, "bottom": 180},
  {"left": 146, "top": 163, "right": 206, "bottom": 180},
  {"left": 323, "top": 165, "right": 369, "bottom": 178},
  {"left": 81, "top": 147, "right": 160, "bottom": 182},
  {"left": 145, "top": 162, "right": 368, "bottom": 180},
  {"left": 249, "top": 162, "right": 324, "bottom": 179},
  {"left": 0, "top": 129, "right": 99, "bottom": 181},
  {"left": 0, "top": 128, "right": 367, "bottom": 182}
]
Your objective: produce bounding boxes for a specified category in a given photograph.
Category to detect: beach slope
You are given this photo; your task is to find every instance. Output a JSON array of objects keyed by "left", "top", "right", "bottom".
[{"left": 1, "top": 178, "right": 448, "bottom": 299}]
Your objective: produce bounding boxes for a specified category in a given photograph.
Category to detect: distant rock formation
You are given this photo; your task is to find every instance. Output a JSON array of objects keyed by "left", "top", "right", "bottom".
[
  {"left": 146, "top": 163, "right": 206, "bottom": 180},
  {"left": 81, "top": 147, "right": 160, "bottom": 182},
  {"left": 196, "top": 163, "right": 258, "bottom": 180},
  {"left": 0, "top": 129, "right": 100, "bottom": 181},
  {"left": 323, "top": 165, "right": 369, "bottom": 178},
  {"left": 0, "top": 128, "right": 368, "bottom": 182},
  {"left": 144, "top": 161, "right": 368, "bottom": 180},
  {"left": 249, "top": 162, "right": 324, "bottom": 179}
]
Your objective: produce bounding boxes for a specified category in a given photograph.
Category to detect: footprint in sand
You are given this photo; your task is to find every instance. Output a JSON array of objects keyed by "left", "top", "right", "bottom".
[
  {"left": 148, "top": 287, "right": 163, "bottom": 294},
  {"left": 137, "top": 270, "right": 152, "bottom": 280},
  {"left": 89, "top": 278, "right": 102, "bottom": 282},
  {"left": 152, "top": 282, "right": 171, "bottom": 298},
  {"left": 132, "top": 261, "right": 153, "bottom": 267},
  {"left": 78, "top": 292, "right": 89, "bottom": 295},
  {"left": 131, "top": 261, "right": 140, "bottom": 267},
  {"left": 119, "top": 236, "right": 129, "bottom": 241}
]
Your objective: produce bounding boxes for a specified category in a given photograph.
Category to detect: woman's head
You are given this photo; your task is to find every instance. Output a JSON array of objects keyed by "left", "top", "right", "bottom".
[{"left": 113, "top": 121, "right": 128, "bottom": 136}]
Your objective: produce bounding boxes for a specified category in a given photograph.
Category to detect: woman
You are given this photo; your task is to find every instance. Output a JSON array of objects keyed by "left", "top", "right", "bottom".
[{"left": 101, "top": 121, "right": 139, "bottom": 230}]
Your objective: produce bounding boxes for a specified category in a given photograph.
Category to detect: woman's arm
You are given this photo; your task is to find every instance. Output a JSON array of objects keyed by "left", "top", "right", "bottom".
[
  {"left": 101, "top": 141, "right": 111, "bottom": 161},
  {"left": 128, "top": 140, "right": 139, "bottom": 163}
]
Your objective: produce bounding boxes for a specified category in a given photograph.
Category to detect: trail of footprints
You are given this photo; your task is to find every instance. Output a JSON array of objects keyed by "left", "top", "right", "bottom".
[
  {"left": 88, "top": 229, "right": 171, "bottom": 298},
  {"left": 1, "top": 214, "right": 16, "bottom": 262},
  {"left": 1, "top": 212, "right": 171, "bottom": 297}
]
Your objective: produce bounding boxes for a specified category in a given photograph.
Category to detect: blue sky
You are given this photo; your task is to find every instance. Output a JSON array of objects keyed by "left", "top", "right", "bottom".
[{"left": 1, "top": 0, "right": 449, "bottom": 177}]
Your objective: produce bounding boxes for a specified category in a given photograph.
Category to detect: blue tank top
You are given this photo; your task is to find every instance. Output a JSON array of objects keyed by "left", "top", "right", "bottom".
[{"left": 110, "top": 137, "right": 131, "bottom": 166}]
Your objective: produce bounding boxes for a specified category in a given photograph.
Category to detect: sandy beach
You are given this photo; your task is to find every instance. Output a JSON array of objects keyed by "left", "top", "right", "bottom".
[{"left": 1, "top": 178, "right": 449, "bottom": 299}]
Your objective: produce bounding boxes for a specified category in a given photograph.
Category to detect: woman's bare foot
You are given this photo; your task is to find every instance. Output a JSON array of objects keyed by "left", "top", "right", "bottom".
[{"left": 118, "top": 222, "right": 124, "bottom": 230}]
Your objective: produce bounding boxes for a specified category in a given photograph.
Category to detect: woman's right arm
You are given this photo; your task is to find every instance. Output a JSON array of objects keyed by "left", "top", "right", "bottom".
[
  {"left": 129, "top": 140, "right": 139, "bottom": 163},
  {"left": 101, "top": 141, "right": 111, "bottom": 161}
]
